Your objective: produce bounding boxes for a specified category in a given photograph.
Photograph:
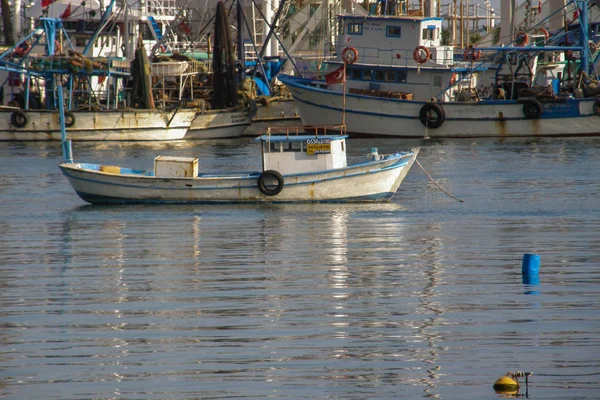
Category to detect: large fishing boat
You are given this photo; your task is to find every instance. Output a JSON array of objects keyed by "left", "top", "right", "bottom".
[{"left": 279, "top": 0, "right": 600, "bottom": 138}]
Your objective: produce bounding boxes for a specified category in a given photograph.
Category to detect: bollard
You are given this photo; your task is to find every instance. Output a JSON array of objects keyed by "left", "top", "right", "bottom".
[{"left": 522, "top": 253, "right": 540, "bottom": 285}]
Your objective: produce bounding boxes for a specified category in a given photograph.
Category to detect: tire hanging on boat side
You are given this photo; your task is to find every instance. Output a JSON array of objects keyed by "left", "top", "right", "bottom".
[
  {"left": 419, "top": 102, "right": 445, "bottom": 129},
  {"left": 593, "top": 98, "right": 600, "bottom": 116},
  {"left": 212, "top": 1, "right": 239, "bottom": 110},
  {"left": 11, "top": 111, "right": 28, "bottom": 128},
  {"left": 520, "top": 99, "right": 543, "bottom": 119},
  {"left": 258, "top": 170, "right": 284, "bottom": 196}
]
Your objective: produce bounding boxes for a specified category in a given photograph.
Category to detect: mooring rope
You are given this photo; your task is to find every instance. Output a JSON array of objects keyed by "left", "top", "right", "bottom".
[{"left": 415, "top": 159, "right": 464, "bottom": 202}]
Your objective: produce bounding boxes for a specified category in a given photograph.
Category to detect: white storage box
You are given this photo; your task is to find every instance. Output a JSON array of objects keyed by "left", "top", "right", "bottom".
[{"left": 154, "top": 156, "right": 198, "bottom": 178}]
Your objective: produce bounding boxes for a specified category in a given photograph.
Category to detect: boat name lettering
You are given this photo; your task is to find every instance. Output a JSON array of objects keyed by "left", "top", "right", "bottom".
[
  {"left": 231, "top": 113, "right": 247, "bottom": 123},
  {"left": 306, "top": 138, "right": 331, "bottom": 144},
  {"left": 306, "top": 138, "right": 331, "bottom": 155}
]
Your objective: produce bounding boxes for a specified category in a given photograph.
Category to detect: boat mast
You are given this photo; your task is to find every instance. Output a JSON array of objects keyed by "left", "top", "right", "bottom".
[{"left": 577, "top": 0, "right": 590, "bottom": 76}]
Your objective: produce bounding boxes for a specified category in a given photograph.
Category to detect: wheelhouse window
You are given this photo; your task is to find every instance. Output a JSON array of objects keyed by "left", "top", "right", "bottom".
[
  {"left": 422, "top": 26, "right": 438, "bottom": 40},
  {"left": 397, "top": 70, "right": 407, "bottom": 82},
  {"left": 385, "top": 70, "right": 396, "bottom": 82},
  {"left": 283, "top": 141, "right": 303, "bottom": 152},
  {"left": 374, "top": 70, "right": 385, "bottom": 81},
  {"left": 386, "top": 26, "right": 401, "bottom": 37},
  {"left": 348, "top": 67, "right": 362, "bottom": 79},
  {"left": 348, "top": 23, "right": 363, "bottom": 35}
]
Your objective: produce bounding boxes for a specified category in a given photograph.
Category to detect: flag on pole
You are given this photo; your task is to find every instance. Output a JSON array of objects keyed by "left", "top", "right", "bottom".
[
  {"left": 41, "top": 0, "right": 57, "bottom": 7},
  {"left": 61, "top": 3, "right": 72, "bottom": 19},
  {"left": 325, "top": 66, "right": 345, "bottom": 85}
]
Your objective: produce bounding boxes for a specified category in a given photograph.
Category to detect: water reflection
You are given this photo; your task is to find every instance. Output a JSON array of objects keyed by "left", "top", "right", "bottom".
[{"left": 2, "top": 137, "right": 600, "bottom": 399}]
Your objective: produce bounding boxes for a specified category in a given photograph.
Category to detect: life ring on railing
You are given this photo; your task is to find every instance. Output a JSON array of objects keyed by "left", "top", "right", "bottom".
[
  {"left": 419, "top": 101, "right": 445, "bottom": 129},
  {"left": 520, "top": 99, "right": 543, "bottom": 119},
  {"left": 538, "top": 27, "right": 550, "bottom": 41},
  {"left": 450, "top": 73, "right": 458, "bottom": 85},
  {"left": 258, "top": 170, "right": 284, "bottom": 196},
  {"left": 341, "top": 46, "right": 358, "bottom": 64},
  {"left": 593, "top": 98, "right": 600, "bottom": 116},
  {"left": 11, "top": 111, "right": 28, "bottom": 128},
  {"left": 515, "top": 31, "right": 529, "bottom": 46},
  {"left": 14, "top": 41, "right": 31, "bottom": 56},
  {"left": 413, "top": 46, "right": 430, "bottom": 64}
]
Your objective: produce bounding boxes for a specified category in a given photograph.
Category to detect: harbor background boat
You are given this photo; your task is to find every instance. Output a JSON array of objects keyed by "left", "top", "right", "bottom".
[{"left": 1, "top": 136, "right": 599, "bottom": 399}]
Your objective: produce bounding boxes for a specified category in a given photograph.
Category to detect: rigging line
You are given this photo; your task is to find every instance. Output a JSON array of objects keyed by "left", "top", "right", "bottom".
[{"left": 415, "top": 159, "right": 464, "bottom": 203}]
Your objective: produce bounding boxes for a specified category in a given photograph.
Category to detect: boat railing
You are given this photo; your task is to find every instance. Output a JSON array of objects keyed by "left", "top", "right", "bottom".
[
  {"left": 341, "top": 45, "right": 455, "bottom": 68},
  {"left": 261, "top": 124, "right": 347, "bottom": 137}
]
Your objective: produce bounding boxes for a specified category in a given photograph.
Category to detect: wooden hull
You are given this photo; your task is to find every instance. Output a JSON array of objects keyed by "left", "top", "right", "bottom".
[
  {"left": 0, "top": 108, "right": 197, "bottom": 141},
  {"left": 279, "top": 75, "right": 600, "bottom": 138},
  {"left": 59, "top": 150, "right": 419, "bottom": 204}
]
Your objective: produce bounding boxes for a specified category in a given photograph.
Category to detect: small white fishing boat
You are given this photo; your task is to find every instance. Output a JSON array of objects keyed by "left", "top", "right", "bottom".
[{"left": 59, "top": 124, "right": 419, "bottom": 204}]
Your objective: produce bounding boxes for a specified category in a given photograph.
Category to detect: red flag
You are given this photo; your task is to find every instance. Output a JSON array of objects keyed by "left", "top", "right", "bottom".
[
  {"left": 60, "top": 3, "right": 72, "bottom": 19},
  {"left": 573, "top": 9, "right": 579, "bottom": 20},
  {"left": 41, "top": 0, "right": 56, "bottom": 7},
  {"left": 325, "top": 66, "right": 345, "bottom": 85}
]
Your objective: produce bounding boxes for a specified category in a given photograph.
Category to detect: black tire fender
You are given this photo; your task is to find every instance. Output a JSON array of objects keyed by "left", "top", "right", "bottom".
[
  {"left": 419, "top": 102, "right": 445, "bottom": 129},
  {"left": 64, "top": 111, "right": 76, "bottom": 127},
  {"left": 258, "top": 170, "right": 284, "bottom": 196},
  {"left": 10, "top": 111, "right": 28, "bottom": 128},
  {"left": 593, "top": 98, "right": 600, "bottom": 116},
  {"left": 520, "top": 99, "right": 543, "bottom": 119}
]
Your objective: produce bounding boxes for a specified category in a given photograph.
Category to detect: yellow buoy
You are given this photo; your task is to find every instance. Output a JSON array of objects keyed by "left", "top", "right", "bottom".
[{"left": 493, "top": 376, "right": 519, "bottom": 394}]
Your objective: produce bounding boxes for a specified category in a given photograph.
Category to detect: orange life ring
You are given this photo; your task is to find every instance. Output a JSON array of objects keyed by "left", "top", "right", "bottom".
[
  {"left": 341, "top": 46, "right": 358, "bottom": 64},
  {"left": 450, "top": 73, "right": 458, "bottom": 85},
  {"left": 515, "top": 31, "right": 529, "bottom": 46},
  {"left": 538, "top": 27, "right": 550, "bottom": 41},
  {"left": 413, "top": 45, "right": 430, "bottom": 64},
  {"left": 14, "top": 41, "right": 31, "bottom": 56},
  {"left": 463, "top": 49, "right": 481, "bottom": 62},
  {"left": 54, "top": 40, "right": 61, "bottom": 54}
]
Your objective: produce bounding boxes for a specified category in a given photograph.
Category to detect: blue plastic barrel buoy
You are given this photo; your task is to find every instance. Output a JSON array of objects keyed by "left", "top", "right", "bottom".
[{"left": 522, "top": 253, "right": 540, "bottom": 285}]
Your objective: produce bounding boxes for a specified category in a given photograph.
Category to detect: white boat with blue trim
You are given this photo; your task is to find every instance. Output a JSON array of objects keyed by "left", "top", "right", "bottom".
[
  {"left": 58, "top": 124, "right": 419, "bottom": 204},
  {"left": 279, "top": 0, "right": 600, "bottom": 138}
]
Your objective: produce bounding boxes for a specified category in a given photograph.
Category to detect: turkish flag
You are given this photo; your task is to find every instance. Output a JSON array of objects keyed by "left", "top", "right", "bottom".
[
  {"left": 60, "top": 3, "right": 72, "bottom": 19},
  {"left": 325, "top": 66, "right": 345, "bottom": 85},
  {"left": 41, "top": 0, "right": 57, "bottom": 7}
]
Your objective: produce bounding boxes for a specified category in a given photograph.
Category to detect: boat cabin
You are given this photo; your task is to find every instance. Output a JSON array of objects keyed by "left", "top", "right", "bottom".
[
  {"left": 259, "top": 134, "right": 348, "bottom": 175},
  {"left": 336, "top": 14, "right": 452, "bottom": 67}
]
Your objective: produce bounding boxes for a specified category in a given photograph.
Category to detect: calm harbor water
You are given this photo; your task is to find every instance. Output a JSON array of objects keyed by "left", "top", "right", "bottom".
[{"left": 0, "top": 135, "right": 599, "bottom": 399}]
